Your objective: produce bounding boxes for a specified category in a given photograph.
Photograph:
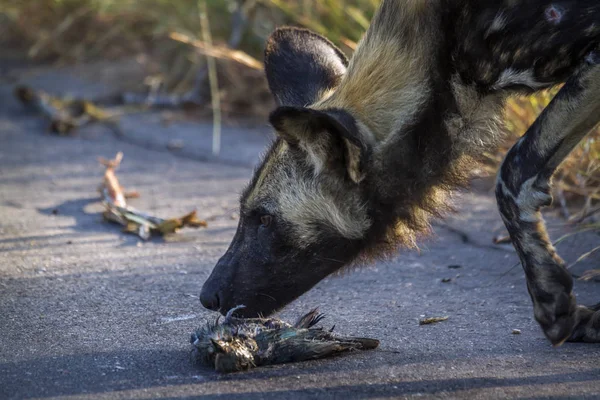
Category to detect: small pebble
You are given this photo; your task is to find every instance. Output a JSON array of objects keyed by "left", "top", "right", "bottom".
[
  {"left": 441, "top": 278, "right": 452, "bottom": 283},
  {"left": 493, "top": 235, "right": 511, "bottom": 244},
  {"left": 512, "top": 329, "right": 521, "bottom": 335},
  {"left": 167, "top": 139, "right": 184, "bottom": 151},
  {"left": 448, "top": 265, "right": 462, "bottom": 269}
]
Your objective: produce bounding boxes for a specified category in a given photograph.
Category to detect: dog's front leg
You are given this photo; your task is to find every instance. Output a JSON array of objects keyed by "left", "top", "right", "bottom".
[{"left": 496, "top": 55, "right": 600, "bottom": 345}]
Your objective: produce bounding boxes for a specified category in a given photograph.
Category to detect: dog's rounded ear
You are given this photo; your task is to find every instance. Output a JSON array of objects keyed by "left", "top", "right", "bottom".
[
  {"left": 264, "top": 27, "right": 348, "bottom": 107},
  {"left": 270, "top": 106, "right": 371, "bottom": 183}
]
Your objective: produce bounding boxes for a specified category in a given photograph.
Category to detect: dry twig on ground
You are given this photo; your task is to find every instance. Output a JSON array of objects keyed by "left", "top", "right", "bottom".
[
  {"left": 98, "top": 152, "right": 207, "bottom": 240},
  {"left": 14, "top": 85, "right": 114, "bottom": 134}
]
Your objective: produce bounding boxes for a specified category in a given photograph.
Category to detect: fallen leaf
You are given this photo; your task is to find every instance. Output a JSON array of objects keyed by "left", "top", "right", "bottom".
[{"left": 419, "top": 316, "right": 449, "bottom": 326}]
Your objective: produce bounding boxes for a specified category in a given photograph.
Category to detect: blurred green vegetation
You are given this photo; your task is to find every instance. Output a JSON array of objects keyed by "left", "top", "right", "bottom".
[
  {"left": 2, "top": 0, "right": 599, "bottom": 217},
  {"left": 0, "top": 0, "right": 377, "bottom": 61}
]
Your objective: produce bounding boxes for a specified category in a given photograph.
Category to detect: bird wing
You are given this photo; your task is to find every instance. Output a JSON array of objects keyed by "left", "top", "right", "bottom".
[
  {"left": 254, "top": 329, "right": 378, "bottom": 366},
  {"left": 293, "top": 308, "right": 326, "bottom": 329}
]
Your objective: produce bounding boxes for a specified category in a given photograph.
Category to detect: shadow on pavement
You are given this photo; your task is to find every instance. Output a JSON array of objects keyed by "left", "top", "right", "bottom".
[
  {"left": 34, "top": 197, "right": 213, "bottom": 247},
  {"left": 2, "top": 348, "right": 599, "bottom": 399},
  {"left": 159, "top": 370, "right": 600, "bottom": 399}
]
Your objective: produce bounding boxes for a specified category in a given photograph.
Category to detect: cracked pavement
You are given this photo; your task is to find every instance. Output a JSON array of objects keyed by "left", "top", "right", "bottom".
[{"left": 1, "top": 62, "right": 600, "bottom": 400}]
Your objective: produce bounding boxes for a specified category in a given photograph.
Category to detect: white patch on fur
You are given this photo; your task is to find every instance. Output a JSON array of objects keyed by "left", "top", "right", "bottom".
[
  {"left": 515, "top": 177, "right": 552, "bottom": 223},
  {"left": 343, "top": 138, "right": 364, "bottom": 183},
  {"left": 277, "top": 168, "right": 370, "bottom": 247},
  {"left": 495, "top": 178, "right": 514, "bottom": 200},
  {"left": 544, "top": 5, "right": 564, "bottom": 25},
  {"left": 585, "top": 24, "right": 599, "bottom": 36},
  {"left": 497, "top": 174, "right": 550, "bottom": 225},
  {"left": 300, "top": 140, "right": 327, "bottom": 177},
  {"left": 245, "top": 142, "right": 371, "bottom": 248},
  {"left": 486, "top": 12, "right": 507, "bottom": 37},
  {"left": 499, "top": 176, "right": 558, "bottom": 264},
  {"left": 492, "top": 69, "right": 547, "bottom": 90},
  {"left": 244, "top": 142, "right": 288, "bottom": 206}
]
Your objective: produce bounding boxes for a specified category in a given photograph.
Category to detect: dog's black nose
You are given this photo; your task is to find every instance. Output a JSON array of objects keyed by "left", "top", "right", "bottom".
[{"left": 200, "top": 288, "right": 220, "bottom": 311}]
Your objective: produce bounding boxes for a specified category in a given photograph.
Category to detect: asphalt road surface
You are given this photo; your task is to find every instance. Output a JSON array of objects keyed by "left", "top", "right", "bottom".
[{"left": 1, "top": 63, "right": 600, "bottom": 400}]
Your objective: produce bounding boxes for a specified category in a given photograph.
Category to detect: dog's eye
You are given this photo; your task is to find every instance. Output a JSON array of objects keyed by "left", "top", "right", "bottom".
[{"left": 260, "top": 215, "right": 272, "bottom": 228}]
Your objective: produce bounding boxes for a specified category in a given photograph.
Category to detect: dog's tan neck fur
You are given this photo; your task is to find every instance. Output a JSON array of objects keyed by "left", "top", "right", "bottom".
[
  {"left": 313, "top": 1, "right": 436, "bottom": 143},
  {"left": 313, "top": 0, "right": 505, "bottom": 158}
]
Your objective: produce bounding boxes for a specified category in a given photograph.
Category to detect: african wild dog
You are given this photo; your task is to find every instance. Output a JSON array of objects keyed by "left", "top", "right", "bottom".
[{"left": 201, "top": 0, "right": 600, "bottom": 345}]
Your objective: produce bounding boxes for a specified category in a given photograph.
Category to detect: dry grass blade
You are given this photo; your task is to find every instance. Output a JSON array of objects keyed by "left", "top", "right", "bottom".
[
  {"left": 567, "top": 245, "right": 600, "bottom": 270},
  {"left": 552, "top": 223, "right": 600, "bottom": 246},
  {"left": 28, "top": 6, "right": 92, "bottom": 59},
  {"left": 340, "top": 37, "right": 358, "bottom": 51},
  {"left": 169, "top": 32, "right": 263, "bottom": 70},
  {"left": 569, "top": 204, "right": 600, "bottom": 224},
  {"left": 578, "top": 269, "right": 600, "bottom": 281},
  {"left": 198, "top": 0, "right": 222, "bottom": 157}
]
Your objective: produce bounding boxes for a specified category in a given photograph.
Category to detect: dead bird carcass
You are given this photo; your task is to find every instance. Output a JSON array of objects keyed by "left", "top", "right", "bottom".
[{"left": 191, "top": 307, "right": 379, "bottom": 373}]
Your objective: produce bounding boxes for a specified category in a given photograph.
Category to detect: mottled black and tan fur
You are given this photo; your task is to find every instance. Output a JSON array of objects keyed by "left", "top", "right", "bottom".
[{"left": 201, "top": 0, "right": 600, "bottom": 345}]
